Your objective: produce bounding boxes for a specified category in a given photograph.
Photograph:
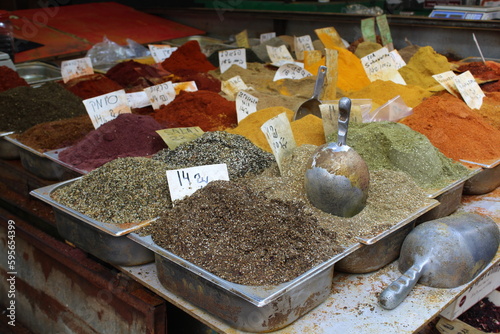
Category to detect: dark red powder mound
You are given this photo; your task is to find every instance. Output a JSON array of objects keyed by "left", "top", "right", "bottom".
[
  {"left": 106, "top": 60, "right": 171, "bottom": 90},
  {"left": 58, "top": 113, "right": 167, "bottom": 171},
  {"left": 0, "top": 65, "right": 29, "bottom": 92},
  {"left": 64, "top": 73, "right": 124, "bottom": 100},
  {"left": 153, "top": 90, "right": 237, "bottom": 131},
  {"left": 161, "top": 40, "right": 216, "bottom": 75}
]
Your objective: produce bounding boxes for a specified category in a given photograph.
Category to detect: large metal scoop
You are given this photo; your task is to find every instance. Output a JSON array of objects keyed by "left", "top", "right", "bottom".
[
  {"left": 293, "top": 65, "right": 327, "bottom": 121},
  {"left": 379, "top": 212, "right": 500, "bottom": 310},
  {"left": 304, "top": 97, "right": 370, "bottom": 218}
]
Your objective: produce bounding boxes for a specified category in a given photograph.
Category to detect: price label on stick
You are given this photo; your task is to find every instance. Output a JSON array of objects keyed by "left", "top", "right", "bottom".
[
  {"left": 235, "top": 29, "right": 250, "bottom": 48},
  {"left": 166, "top": 164, "right": 230, "bottom": 202},
  {"left": 261, "top": 112, "right": 296, "bottom": 174},
  {"left": 454, "top": 70, "right": 485, "bottom": 109},
  {"left": 376, "top": 14, "right": 394, "bottom": 50},
  {"left": 61, "top": 57, "right": 93, "bottom": 83},
  {"left": 83, "top": 90, "right": 131, "bottom": 129},
  {"left": 144, "top": 82, "right": 176, "bottom": 110},
  {"left": 148, "top": 44, "right": 178, "bottom": 63},
  {"left": 218, "top": 48, "right": 247, "bottom": 74},
  {"left": 273, "top": 63, "right": 312, "bottom": 81},
  {"left": 156, "top": 126, "right": 204, "bottom": 150},
  {"left": 361, "top": 18, "right": 377, "bottom": 43},
  {"left": 294, "top": 35, "right": 314, "bottom": 61},
  {"left": 236, "top": 91, "right": 258, "bottom": 123}
]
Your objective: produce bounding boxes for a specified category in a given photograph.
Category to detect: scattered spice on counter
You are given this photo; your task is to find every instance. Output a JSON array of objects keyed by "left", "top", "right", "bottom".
[
  {"left": 210, "top": 63, "right": 276, "bottom": 93},
  {"left": 457, "top": 294, "right": 500, "bottom": 333},
  {"left": 106, "top": 60, "right": 170, "bottom": 89},
  {"left": 152, "top": 131, "right": 275, "bottom": 179},
  {"left": 52, "top": 157, "right": 172, "bottom": 224},
  {"left": 161, "top": 40, "right": 216, "bottom": 75},
  {"left": 0, "top": 66, "right": 29, "bottom": 93},
  {"left": 398, "top": 46, "right": 451, "bottom": 89},
  {"left": 15, "top": 115, "right": 94, "bottom": 152},
  {"left": 344, "top": 79, "right": 433, "bottom": 110},
  {"left": 0, "top": 81, "right": 87, "bottom": 132},
  {"left": 334, "top": 121, "right": 471, "bottom": 190},
  {"left": 64, "top": 73, "right": 124, "bottom": 100},
  {"left": 400, "top": 93, "right": 500, "bottom": 163},
  {"left": 58, "top": 113, "right": 167, "bottom": 171},
  {"left": 474, "top": 92, "right": 500, "bottom": 129},
  {"left": 153, "top": 90, "right": 237, "bottom": 131},
  {"left": 147, "top": 179, "right": 340, "bottom": 286}
]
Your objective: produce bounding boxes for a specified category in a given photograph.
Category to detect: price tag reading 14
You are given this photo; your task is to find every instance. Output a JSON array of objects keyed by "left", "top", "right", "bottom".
[{"left": 166, "top": 164, "right": 230, "bottom": 202}]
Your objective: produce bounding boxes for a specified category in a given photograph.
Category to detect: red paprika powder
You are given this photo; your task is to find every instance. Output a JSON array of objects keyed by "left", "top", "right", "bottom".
[
  {"left": 64, "top": 73, "right": 124, "bottom": 100},
  {"left": 161, "top": 40, "right": 216, "bottom": 75},
  {"left": 106, "top": 60, "right": 170, "bottom": 90},
  {"left": 0, "top": 65, "right": 29, "bottom": 92}
]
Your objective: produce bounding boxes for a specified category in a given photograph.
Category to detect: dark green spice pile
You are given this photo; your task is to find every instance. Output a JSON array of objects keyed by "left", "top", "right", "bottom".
[
  {"left": 0, "top": 82, "right": 87, "bottom": 132},
  {"left": 328, "top": 121, "right": 471, "bottom": 190},
  {"left": 152, "top": 131, "right": 275, "bottom": 179},
  {"left": 52, "top": 157, "right": 171, "bottom": 224},
  {"left": 148, "top": 180, "right": 340, "bottom": 286}
]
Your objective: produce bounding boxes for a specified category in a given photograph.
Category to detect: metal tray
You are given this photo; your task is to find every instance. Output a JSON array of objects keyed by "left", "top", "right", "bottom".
[
  {"left": 461, "top": 159, "right": 500, "bottom": 195},
  {"left": 4, "top": 136, "right": 82, "bottom": 180},
  {"left": 44, "top": 148, "right": 89, "bottom": 175},
  {"left": 30, "top": 179, "right": 156, "bottom": 266},
  {"left": 0, "top": 132, "right": 19, "bottom": 160},
  {"left": 16, "top": 61, "right": 62, "bottom": 86},
  {"left": 129, "top": 233, "right": 360, "bottom": 333}
]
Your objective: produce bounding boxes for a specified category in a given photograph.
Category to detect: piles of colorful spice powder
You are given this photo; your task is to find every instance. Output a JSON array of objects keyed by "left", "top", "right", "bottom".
[
  {"left": 0, "top": 66, "right": 29, "bottom": 93},
  {"left": 63, "top": 73, "right": 124, "bottom": 100},
  {"left": 161, "top": 40, "right": 216, "bottom": 75}
]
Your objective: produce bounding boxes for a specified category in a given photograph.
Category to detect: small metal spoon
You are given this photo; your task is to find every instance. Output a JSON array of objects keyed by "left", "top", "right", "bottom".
[{"left": 293, "top": 65, "right": 327, "bottom": 121}]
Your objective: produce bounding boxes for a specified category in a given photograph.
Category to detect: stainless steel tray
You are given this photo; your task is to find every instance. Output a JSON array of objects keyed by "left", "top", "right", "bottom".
[
  {"left": 30, "top": 179, "right": 155, "bottom": 266},
  {"left": 0, "top": 132, "right": 19, "bottom": 160},
  {"left": 16, "top": 61, "right": 62, "bottom": 86},
  {"left": 461, "top": 159, "right": 500, "bottom": 195},
  {"left": 129, "top": 232, "right": 360, "bottom": 333},
  {"left": 44, "top": 148, "right": 89, "bottom": 175},
  {"left": 4, "top": 136, "right": 81, "bottom": 180}
]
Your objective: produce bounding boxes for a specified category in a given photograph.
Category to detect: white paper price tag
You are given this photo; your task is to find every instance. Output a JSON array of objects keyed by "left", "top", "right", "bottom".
[
  {"left": 432, "top": 71, "right": 459, "bottom": 97},
  {"left": 166, "top": 164, "right": 230, "bottom": 202},
  {"left": 273, "top": 63, "right": 312, "bottom": 81},
  {"left": 126, "top": 91, "right": 151, "bottom": 109},
  {"left": 83, "top": 89, "right": 131, "bottom": 128},
  {"left": 221, "top": 75, "right": 248, "bottom": 98},
  {"left": 144, "top": 82, "right": 176, "bottom": 110},
  {"left": 454, "top": 70, "right": 485, "bottom": 109},
  {"left": 294, "top": 35, "right": 314, "bottom": 61},
  {"left": 61, "top": 57, "right": 94, "bottom": 83},
  {"left": 218, "top": 48, "right": 247, "bottom": 74},
  {"left": 361, "top": 47, "right": 406, "bottom": 85},
  {"left": 389, "top": 50, "right": 406, "bottom": 69},
  {"left": 156, "top": 126, "right": 204, "bottom": 150},
  {"left": 266, "top": 45, "right": 294, "bottom": 66},
  {"left": 260, "top": 32, "right": 276, "bottom": 44},
  {"left": 236, "top": 91, "right": 258, "bottom": 123},
  {"left": 261, "top": 112, "right": 296, "bottom": 173},
  {"left": 148, "top": 44, "right": 178, "bottom": 63}
]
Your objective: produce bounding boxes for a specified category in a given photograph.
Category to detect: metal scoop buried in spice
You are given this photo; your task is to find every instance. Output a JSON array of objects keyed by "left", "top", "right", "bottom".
[
  {"left": 304, "top": 97, "right": 370, "bottom": 218},
  {"left": 293, "top": 66, "right": 327, "bottom": 121}
]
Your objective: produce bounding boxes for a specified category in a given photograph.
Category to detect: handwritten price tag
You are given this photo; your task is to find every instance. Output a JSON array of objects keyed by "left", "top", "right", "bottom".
[
  {"left": 61, "top": 57, "right": 93, "bottom": 83},
  {"left": 83, "top": 90, "right": 131, "bottom": 128},
  {"left": 273, "top": 63, "right": 311, "bottom": 81},
  {"left": 219, "top": 48, "right": 247, "bottom": 73},
  {"left": 144, "top": 82, "right": 176, "bottom": 110},
  {"left": 126, "top": 91, "right": 151, "bottom": 109},
  {"left": 361, "top": 47, "right": 406, "bottom": 85},
  {"left": 294, "top": 35, "right": 314, "bottom": 61},
  {"left": 266, "top": 45, "right": 295, "bottom": 66},
  {"left": 433, "top": 71, "right": 459, "bottom": 97},
  {"left": 236, "top": 29, "right": 250, "bottom": 48},
  {"left": 454, "top": 70, "right": 485, "bottom": 109},
  {"left": 221, "top": 75, "right": 248, "bottom": 98},
  {"left": 361, "top": 17, "right": 376, "bottom": 43},
  {"left": 236, "top": 91, "right": 258, "bottom": 123},
  {"left": 148, "top": 44, "right": 178, "bottom": 63},
  {"left": 166, "top": 164, "right": 230, "bottom": 202},
  {"left": 156, "top": 126, "right": 204, "bottom": 150},
  {"left": 260, "top": 32, "right": 276, "bottom": 44},
  {"left": 261, "top": 112, "right": 296, "bottom": 174}
]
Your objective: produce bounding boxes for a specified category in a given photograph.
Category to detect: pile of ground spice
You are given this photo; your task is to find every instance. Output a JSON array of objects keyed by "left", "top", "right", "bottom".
[
  {"left": 171, "top": 71, "right": 221, "bottom": 92},
  {"left": 153, "top": 90, "right": 236, "bottom": 131},
  {"left": 161, "top": 40, "right": 216, "bottom": 75},
  {"left": 15, "top": 115, "right": 94, "bottom": 152},
  {"left": 58, "top": 113, "right": 167, "bottom": 171},
  {"left": 399, "top": 93, "right": 500, "bottom": 163},
  {"left": 398, "top": 46, "right": 451, "bottom": 89},
  {"left": 52, "top": 157, "right": 171, "bottom": 224},
  {"left": 152, "top": 131, "right": 275, "bottom": 179},
  {"left": 0, "top": 81, "right": 87, "bottom": 132},
  {"left": 147, "top": 179, "right": 340, "bottom": 286},
  {"left": 474, "top": 92, "right": 500, "bottom": 129},
  {"left": 455, "top": 61, "right": 500, "bottom": 82},
  {"left": 0, "top": 66, "right": 29, "bottom": 93},
  {"left": 481, "top": 79, "right": 500, "bottom": 93},
  {"left": 106, "top": 60, "right": 170, "bottom": 89},
  {"left": 336, "top": 121, "right": 471, "bottom": 190},
  {"left": 210, "top": 63, "right": 276, "bottom": 93},
  {"left": 267, "top": 76, "right": 317, "bottom": 99},
  {"left": 230, "top": 89, "right": 306, "bottom": 112},
  {"left": 64, "top": 73, "right": 124, "bottom": 100}
]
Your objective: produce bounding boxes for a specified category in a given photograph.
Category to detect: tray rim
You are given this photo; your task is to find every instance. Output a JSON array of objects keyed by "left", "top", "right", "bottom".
[
  {"left": 30, "top": 178, "right": 157, "bottom": 237},
  {"left": 425, "top": 167, "right": 482, "bottom": 199},
  {"left": 44, "top": 147, "right": 89, "bottom": 175},
  {"left": 4, "top": 135, "right": 45, "bottom": 157},
  {"left": 459, "top": 158, "right": 500, "bottom": 169}
]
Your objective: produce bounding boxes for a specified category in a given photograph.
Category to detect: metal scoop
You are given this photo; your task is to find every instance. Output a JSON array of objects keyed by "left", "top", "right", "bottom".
[
  {"left": 304, "top": 97, "right": 370, "bottom": 218},
  {"left": 379, "top": 212, "right": 500, "bottom": 310},
  {"left": 293, "top": 65, "right": 327, "bottom": 121}
]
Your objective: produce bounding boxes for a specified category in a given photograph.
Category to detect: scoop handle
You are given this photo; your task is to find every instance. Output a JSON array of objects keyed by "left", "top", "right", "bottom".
[
  {"left": 337, "top": 97, "right": 351, "bottom": 146},
  {"left": 378, "top": 263, "right": 425, "bottom": 310},
  {"left": 311, "top": 66, "right": 327, "bottom": 99}
]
